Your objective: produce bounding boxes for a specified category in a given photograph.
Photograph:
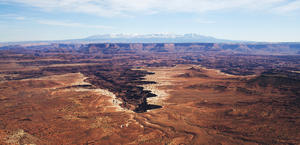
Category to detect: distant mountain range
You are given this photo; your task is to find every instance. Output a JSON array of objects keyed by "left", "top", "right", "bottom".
[
  {"left": 82, "top": 33, "right": 237, "bottom": 43},
  {"left": 0, "top": 33, "right": 243, "bottom": 46}
]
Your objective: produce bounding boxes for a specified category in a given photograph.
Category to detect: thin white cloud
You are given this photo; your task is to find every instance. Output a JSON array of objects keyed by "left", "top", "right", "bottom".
[
  {"left": 15, "top": 16, "right": 25, "bottom": 20},
  {"left": 37, "top": 19, "right": 114, "bottom": 29},
  {"left": 0, "top": 14, "right": 26, "bottom": 20},
  {"left": 2, "top": 0, "right": 300, "bottom": 17},
  {"left": 274, "top": 0, "right": 300, "bottom": 12},
  {"left": 0, "top": 13, "right": 113, "bottom": 29}
]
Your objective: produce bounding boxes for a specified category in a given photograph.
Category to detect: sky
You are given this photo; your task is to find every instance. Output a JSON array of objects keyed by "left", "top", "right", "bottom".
[{"left": 0, "top": 0, "right": 300, "bottom": 42}]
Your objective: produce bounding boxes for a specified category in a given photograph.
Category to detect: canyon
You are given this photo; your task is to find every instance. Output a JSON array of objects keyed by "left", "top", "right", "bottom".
[{"left": 0, "top": 43, "right": 299, "bottom": 144}]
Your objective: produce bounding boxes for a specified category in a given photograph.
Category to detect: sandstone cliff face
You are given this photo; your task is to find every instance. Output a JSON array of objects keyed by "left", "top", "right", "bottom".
[
  {"left": 1, "top": 42, "right": 300, "bottom": 55},
  {"left": 0, "top": 63, "right": 159, "bottom": 113},
  {"left": 80, "top": 43, "right": 300, "bottom": 55}
]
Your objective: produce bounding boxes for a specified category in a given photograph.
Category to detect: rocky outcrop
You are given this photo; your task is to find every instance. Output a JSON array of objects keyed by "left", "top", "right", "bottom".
[{"left": 1, "top": 64, "right": 160, "bottom": 113}]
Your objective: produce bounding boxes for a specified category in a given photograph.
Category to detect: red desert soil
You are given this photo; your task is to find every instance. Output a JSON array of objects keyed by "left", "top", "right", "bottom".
[{"left": 0, "top": 65, "right": 299, "bottom": 144}]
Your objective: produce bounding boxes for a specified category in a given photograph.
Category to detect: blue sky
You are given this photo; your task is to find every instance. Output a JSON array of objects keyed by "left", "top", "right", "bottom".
[{"left": 0, "top": 0, "right": 300, "bottom": 42}]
